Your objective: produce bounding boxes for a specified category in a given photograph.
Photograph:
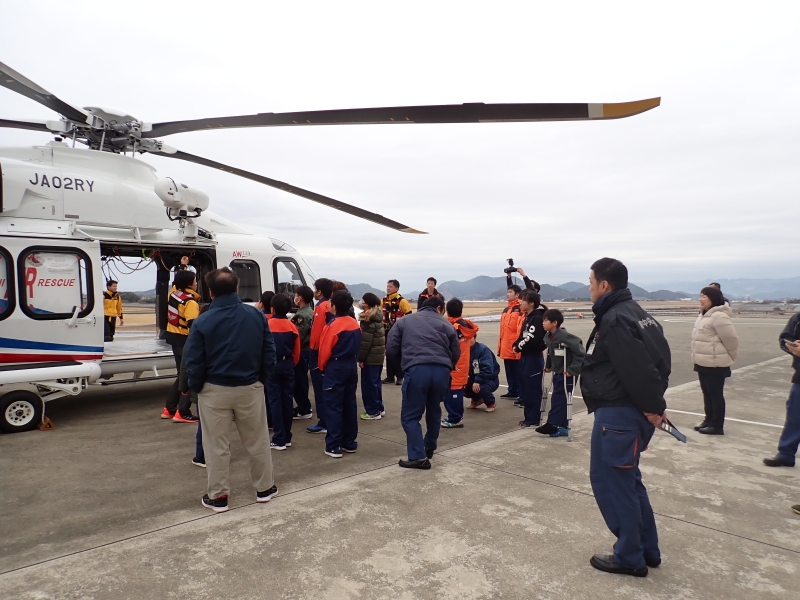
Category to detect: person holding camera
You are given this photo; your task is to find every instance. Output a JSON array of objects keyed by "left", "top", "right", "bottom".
[
  {"left": 513, "top": 290, "right": 548, "bottom": 427},
  {"left": 504, "top": 260, "right": 540, "bottom": 293}
]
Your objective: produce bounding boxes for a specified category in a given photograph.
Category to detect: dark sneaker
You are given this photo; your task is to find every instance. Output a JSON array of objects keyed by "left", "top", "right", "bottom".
[
  {"left": 645, "top": 556, "right": 662, "bottom": 568},
  {"left": 307, "top": 425, "right": 327, "bottom": 434},
  {"left": 325, "top": 448, "right": 343, "bottom": 458},
  {"left": 398, "top": 458, "right": 431, "bottom": 470},
  {"left": 395, "top": 378, "right": 404, "bottom": 386},
  {"left": 201, "top": 494, "right": 229, "bottom": 513},
  {"left": 256, "top": 485, "right": 278, "bottom": 503},
  {"left": 293, "top": 412, "right": 313, "bottom": 420},
  {"left": 342, "top": 445, "right": 358, "bottom": 453},
  {"left": 519, "top": 421, "right": 538, "bottom": 428},
  {"left": 763, "top": 456, "right": 795, "bottom": 467},
  {"left": 382, "top": 377, "right": 395, "bottom": 384},
  {"left": 173, "top": 413, "right": 199, "bottom": 423},
  {"left": 192, "top": 457, "right": 206, "bottom": 468},
  {"left": 590, "top": 554, "right": 647, "bottom": 577},
  {"left": 693, "top": 422, "right": 709, "bottom": 431},
  {"left": 551, "top": 427, "right": 569, "bottom": 437},
  {"left": 513, "top": 400, "right": 524, "bottom": 407},
  {"left": 535, "top": 423, "right": 559, "bottom": 435},
  {"left": 425, "top": 447, "right": 435, "bottom": 459},
  {"left": 441, "top": 420, "right": 464, "bottom": 428},
  {"left": 698, "top": 426, "right": 724, "bottom": 435},
  {"left": 500, "top": 393, "right": 519, "bottom": 400}
]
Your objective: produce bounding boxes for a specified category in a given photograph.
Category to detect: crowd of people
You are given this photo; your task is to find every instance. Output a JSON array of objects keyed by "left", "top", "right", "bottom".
[{"left": 148, "top": 257, "right": 800, "bottom": 578}]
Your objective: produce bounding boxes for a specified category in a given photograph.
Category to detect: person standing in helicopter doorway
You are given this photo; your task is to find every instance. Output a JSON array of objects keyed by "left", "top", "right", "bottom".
[{"left": 103, "top": 280, "right": 124, "bottom": 342}]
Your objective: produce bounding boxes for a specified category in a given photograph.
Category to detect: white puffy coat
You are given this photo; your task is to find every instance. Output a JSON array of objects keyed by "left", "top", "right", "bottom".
[{"left": 691, "top": 304, "right": 739, "bottom": 368}]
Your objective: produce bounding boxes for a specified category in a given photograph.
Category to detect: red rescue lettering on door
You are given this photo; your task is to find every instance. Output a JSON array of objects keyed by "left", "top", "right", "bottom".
[{"left": 26, "top": 267, "right": 36, "bottom": 298}]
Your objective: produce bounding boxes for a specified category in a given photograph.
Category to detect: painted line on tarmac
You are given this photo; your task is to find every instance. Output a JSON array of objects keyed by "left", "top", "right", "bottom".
[{"left": 667, "top": 409, "right": 784, "bottom": 429}]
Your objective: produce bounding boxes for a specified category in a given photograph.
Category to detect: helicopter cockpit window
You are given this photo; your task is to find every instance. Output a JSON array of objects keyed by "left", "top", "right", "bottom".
[
  {"left": 18, "top": 248, "right": 94, "bottom": 320},
  {"left": 273, "top": 258, "right": 305, "bottom": 295},
  {"left": 0, "top": 247, "right": 16, "bottom": 321},
  {"left": 270, "top": 238, "right": 297, "bottom": 253},
  {"left": 229, "top": 260, "right": 261, "bottom": 303}
]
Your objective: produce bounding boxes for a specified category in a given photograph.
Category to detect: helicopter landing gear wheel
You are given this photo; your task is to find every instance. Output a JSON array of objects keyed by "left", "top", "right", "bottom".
[{"left": 0, "top": 391, "right": 44, "bottom": 434}]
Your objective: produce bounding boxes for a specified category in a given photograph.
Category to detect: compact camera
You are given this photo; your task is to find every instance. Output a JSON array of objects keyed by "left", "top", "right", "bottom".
[{"left": 503, "top": 258, "right": 517, "bottom": 274}]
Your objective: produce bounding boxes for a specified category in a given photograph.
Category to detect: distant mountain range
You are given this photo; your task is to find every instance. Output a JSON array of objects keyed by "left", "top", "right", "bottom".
[{"left": 135, "top": 276, "right": 800, "bottom": 303}]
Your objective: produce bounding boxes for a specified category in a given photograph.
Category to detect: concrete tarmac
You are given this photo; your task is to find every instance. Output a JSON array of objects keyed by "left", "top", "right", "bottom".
[{"left": 1, "top": 316, "right": 799, "bottom": 598}]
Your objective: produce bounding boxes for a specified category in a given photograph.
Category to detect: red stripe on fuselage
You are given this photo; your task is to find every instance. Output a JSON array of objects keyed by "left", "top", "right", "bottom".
[{"left": 0, "top": 353, "right": 102, "bottom": 364}]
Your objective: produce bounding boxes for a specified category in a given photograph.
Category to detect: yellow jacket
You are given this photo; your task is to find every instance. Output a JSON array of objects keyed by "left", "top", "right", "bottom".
[
  {"left": 166, "top": 286, "right": 201, "bottom": 338},
  {"left": 103, "top": 291, "right": 123, "bottom": 318}
]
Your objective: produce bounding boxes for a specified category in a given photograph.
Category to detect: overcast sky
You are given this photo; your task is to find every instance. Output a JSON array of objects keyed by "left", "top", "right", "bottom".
[{"left": 1, "top": 2, "right": 798, "bottom": 293}]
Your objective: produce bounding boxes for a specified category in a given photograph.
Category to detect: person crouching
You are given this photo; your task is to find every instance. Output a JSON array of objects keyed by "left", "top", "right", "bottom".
[
  {"left": 318, "top": 290, "right": 362, "bottom": 458},
  {"left": 267, "top": 293, "right": 301, "bottom": 451},
  {"left": 464, "top": 334, "right": 501, "bottom": 412}
]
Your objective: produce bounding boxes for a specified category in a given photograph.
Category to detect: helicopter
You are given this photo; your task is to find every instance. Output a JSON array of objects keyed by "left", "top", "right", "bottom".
[{"left": 0, "top": 59, "right": 660, "bottom": 433}]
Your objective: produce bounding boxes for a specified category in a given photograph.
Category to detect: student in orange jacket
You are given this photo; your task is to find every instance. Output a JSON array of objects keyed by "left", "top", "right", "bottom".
[
  {"left": 498, "top": 284, "right": 525, "bottom": 398},
  {"left": 318, "top": 290, "right": 362, "bottom": 458},
  {"left": 266, "top": 293, "right": 301, "bottom": 450},
  {"left": 307, "top": 278, "right": 335, "bottom": 435},
  {"left": 442, "top": 298, "right": 479, "bottom": 427}
]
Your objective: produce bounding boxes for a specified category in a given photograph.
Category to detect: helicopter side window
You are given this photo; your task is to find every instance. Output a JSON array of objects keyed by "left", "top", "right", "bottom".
[
  {"left": 229, "top": 260, "right": 261, "bottom": 303},
  {"left": 0, "top": 247, "right": 16, "bottom": 321},
  {"left": 273, "top": 258, "right": 305, "bottom": 295},
  {"left": 17, "top": 247, "right": 94, "bottom": 320}
]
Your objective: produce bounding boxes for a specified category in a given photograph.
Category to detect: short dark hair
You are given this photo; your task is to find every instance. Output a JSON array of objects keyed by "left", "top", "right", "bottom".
[
  {"left": 331, "top": 290, "right": 354, "bottom": 316},
  {"left": 332, "top": 281, "right": 348, "bottom": 294},
  {"left": 204, "top": 267, "right": 238, "bottom": 297},
  {"left": 387, "top": 279, "right": 400, "bottom": 289},
  {"left": 542, "top": 308, "right": 564, "bottom": 327},
  {"left": 445, "top": 297, "right": 463, "bottom": 318},
  {"left": 260, "top": 290, "right": 275, "bottom": 309},
  {"left": 106, "top": 279, "right": 118, "bottom": 288},
  {"left": 314, "top": 278, "right": 333, "bottom": 298},
  {"left": 530, "top": 279, "right": 541, "bottom": 293},
  {"left": 174, "top": 270, "right": 197, "bottom": 291},
  {"left": 361, "top": 292, "right": 381, "bottom": 308},
  {"left": 709, "top": 282, "right": 721, "bottom": 290},
  {"left": 591, "top": 257, "right": 628, "bottom": 291},
  {"left": 520, "top": 289, "right": 541, "bottom": 308},
  {"left": 424, "top": 296, "right": 445, "bottom": 311},
  {"left": 508, "top": 284, "right": 522, "bottom": 295},
  {"left": 295, "top": 285, "right": 314, "bottom": 305},
  {"left": 271, "top": 293, "right": 292, "bottom": 317},
  {"left": 427, "top": 277, "right": 437, "bottom": 285},
  {"left": 700, "top": 286, "right": 725, "bottom": 309}
]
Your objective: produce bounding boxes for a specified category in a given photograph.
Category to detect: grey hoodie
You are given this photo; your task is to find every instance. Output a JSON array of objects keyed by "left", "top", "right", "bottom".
[
  {"left": 386, "top": 306, "right": 460, "bottom": 372},
  {"left": 544, "top": 328, "right": 586, "bottom": 377}
]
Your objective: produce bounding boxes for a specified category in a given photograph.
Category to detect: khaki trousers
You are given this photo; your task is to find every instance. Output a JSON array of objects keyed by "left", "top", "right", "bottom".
[{"left": 198, "top": 381, "right": 274, "bottom": 499}]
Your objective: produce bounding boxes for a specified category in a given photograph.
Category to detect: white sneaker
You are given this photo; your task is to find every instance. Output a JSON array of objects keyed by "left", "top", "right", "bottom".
[{"left": 270, "top": 442, "right": 287, "bottom": 451}]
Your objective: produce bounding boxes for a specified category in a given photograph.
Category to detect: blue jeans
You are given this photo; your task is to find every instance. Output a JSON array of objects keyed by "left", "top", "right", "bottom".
[
  {"left": 360, "top": 364, "right": 384, "bottom": 416},
  {"left": 293, "top": 349, "right": 312, "bottom": 415},
  {"left": 267, "top": 359, "right": 295, "bottom": 445},
  {"left": 503, "top": 359, "right": 520, "bottom": 396},
  {"left": 443, "top": 388, "right": 465, "bottom": 423},
  {"left": 546, "top": 373, "right": 573, "bottom": 428},
  {"left": 194, "top": 419, "right": 204, "bottom": 462},
  {"left": 323, "top": 359, "right": 359, "bottom": 452},
  {"left": 401, "top": 364, "right": 451, "bottom": 460},
  {"left": 309, "top": 350, "right": 326, "bottom": 428},
  {"left": 777, "top": 383, "right": 800, "bottom": 465},
  {"left": 520, "top": 354, "right": 545, "bottom": 425},
  {"left": 590, "top": 406, "right": 659, "bottom": 569}
]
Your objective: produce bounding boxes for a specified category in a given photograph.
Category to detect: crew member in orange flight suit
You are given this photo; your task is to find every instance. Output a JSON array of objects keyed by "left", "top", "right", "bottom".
[
  {"left": 265, "top": 293, "right": 301, "bottom": 451},
  {"left": 442, "top": 298, "right": 479, "bottom": 427},
  {"left": 318, "top": 290, "right": 362, "bottom": 459},
  {"left": 498, "top": 284, "right": 526, "bottom": 399}
]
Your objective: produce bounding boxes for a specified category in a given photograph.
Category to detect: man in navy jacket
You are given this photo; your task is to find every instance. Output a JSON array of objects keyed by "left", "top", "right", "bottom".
[
  {"left": 184, "top": 268, "right": 277, "bottom": 513},
  {"left": 387, "top": 296, "right": 460, "bottom": 469}
]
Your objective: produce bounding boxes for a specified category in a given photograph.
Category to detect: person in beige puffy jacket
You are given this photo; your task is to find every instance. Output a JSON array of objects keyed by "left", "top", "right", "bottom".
[{"left": 691, "top": 286, "right": 739, "bottom": 435}]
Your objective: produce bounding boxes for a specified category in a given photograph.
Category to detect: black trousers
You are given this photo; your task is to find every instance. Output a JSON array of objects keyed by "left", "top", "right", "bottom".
[
  {"left": 166, "top": 344, "right": 192, "bottom": 417},
  {"left": 104, "top": 316, "right": 116, "bottom": 342},
  {"left": 698, "top": 369, "right": 728, "bottom": 429},
  {"left": 386, "top": 353, "right": 403, "bottom": 381}
]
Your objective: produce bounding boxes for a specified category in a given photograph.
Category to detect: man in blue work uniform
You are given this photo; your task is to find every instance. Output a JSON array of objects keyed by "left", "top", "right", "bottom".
[
  {"left": 580, "top": 258, "right": 671, "bottom": 577},
  {"left": 387, "top": 296, "right": 460, "bottom": 470}
]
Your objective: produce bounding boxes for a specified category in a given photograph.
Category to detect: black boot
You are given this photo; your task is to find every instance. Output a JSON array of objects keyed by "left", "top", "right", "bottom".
[{"left": 398, "top": 458, "right": 431, "bottom": 470}]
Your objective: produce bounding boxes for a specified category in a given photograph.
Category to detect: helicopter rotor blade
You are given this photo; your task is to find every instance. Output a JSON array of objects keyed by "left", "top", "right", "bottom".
[
  {"left": 143, "top": 98, "right": 660, "bottom": 138},
  {"left": 0, "top": 118, "right": 52, "bottom": 132},
  {"left": 149, "top": 148, "right": 427, "bottom": 234},
  {"left": 0, "top": 61, "right": 90, "bottom": 125}
]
